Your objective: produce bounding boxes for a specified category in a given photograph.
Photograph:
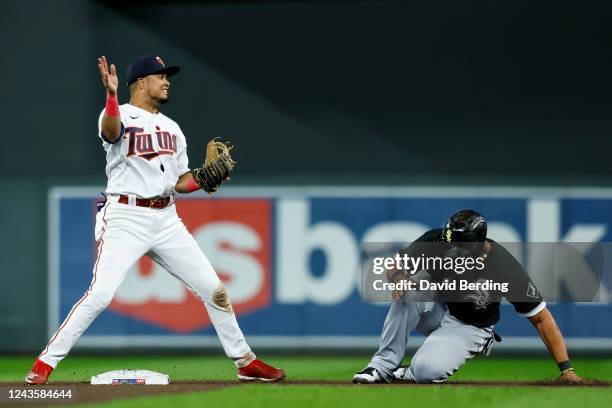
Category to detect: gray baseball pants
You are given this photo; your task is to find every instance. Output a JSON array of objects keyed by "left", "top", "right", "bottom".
[{"left": 368, "top": 301, "right": 494, "bottom": 383}]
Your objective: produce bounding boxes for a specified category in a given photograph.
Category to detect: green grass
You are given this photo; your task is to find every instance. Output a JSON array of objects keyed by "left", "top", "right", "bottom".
[
  {"left": 2, "top": 355, "right": 611, "bottom": 407},
  {"left": 71, "top": 385, "right": 612, "bottom": 408}
]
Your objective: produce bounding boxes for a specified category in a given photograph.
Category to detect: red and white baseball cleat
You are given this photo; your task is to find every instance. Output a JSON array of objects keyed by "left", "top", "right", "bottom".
[
  {"left": 237, "top": 358, "right": 285, "bottom": 382},
  {"left": 25, "top": 359, "right": 54, "bottom": 385}
]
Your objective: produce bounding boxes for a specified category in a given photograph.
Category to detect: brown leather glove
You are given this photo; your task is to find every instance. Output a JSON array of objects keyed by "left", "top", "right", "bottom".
[{"left": 192, "top": 139, "right": 237, "bottom": 194}]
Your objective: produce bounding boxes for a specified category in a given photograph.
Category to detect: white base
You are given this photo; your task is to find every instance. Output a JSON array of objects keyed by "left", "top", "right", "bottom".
[{"left": 90, "top": 369, "right": 170, "bottom": 385}]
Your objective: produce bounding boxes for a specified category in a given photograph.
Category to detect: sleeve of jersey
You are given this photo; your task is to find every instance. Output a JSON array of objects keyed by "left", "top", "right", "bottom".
[
  {"left": 97, "top": 108, "right": 125, "bottom": 145},
  {"left": 176, "top": 129, "right": 190, "bottom": 176},
  {"left": 499, "top": 246, "right": 546, "bottom": 318}
]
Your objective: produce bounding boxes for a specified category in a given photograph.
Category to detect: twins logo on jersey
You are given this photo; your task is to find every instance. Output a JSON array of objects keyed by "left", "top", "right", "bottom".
[{"left": 125, "top": 126, "right": 177, "bottom": 161}]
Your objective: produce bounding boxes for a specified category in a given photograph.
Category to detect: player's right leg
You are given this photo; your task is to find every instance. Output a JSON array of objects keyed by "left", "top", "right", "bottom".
[
  {"left": 353, "top": 300, "right": 445, "bottom": 383},
  {"left": 393, "top": 311, "right": 494, "bottom": 384},
  {"left": 149, "top": 208, "right": 284, "bottom": 382},
  {"left": 26, "top": 200, "right": 152, "bottom": 384}
]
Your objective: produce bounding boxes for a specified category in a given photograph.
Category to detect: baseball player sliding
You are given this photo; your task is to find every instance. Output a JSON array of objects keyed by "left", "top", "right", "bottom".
[
  {"left": 26, "top": 55, "right": 285, "bottom": 384},
  {"left": 354, "top": 210, "right": 584, "bottom": 384}
]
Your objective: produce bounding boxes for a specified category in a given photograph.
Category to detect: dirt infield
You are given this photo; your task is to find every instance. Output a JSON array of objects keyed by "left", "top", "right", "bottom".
[{"left": 0, "top": 379, "right": 609, "bottom": 406}]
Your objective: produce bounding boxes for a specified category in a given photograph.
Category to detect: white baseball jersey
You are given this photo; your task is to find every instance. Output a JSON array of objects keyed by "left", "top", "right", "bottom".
[{"left": 97, "top": 104, "right": 190, "bottom": 198}]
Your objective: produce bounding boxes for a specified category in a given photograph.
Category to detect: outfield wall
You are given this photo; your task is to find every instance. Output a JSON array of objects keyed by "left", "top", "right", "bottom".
[{"left": 49, "top": 186, "right": 612, "bottom": 353}]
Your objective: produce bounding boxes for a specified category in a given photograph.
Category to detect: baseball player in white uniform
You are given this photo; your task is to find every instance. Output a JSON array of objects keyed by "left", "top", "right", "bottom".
[{"left": 26, "top": 55, "right": 285, "bottom": 384}]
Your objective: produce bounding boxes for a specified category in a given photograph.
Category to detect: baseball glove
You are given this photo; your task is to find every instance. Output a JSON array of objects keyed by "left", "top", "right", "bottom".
[{"left": 192, "top": 138, "right": 237, "bottom": 194}]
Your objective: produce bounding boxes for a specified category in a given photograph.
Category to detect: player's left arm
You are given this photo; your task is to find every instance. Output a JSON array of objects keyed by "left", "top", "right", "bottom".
[
  {"left": 498, "top": 244, "right": 584, "bottom": 383},
  {"left": 175, "top": 171, "right": 199, "bottom": 194},
  {"left": 173, "top": 128, "right": 202, "bottom": 194},
  {"left": 527, "top": 307, "right": 583, "bottom": 383},
  {"left": 173, "top": 134, "right": 234, "bottom": 194}
]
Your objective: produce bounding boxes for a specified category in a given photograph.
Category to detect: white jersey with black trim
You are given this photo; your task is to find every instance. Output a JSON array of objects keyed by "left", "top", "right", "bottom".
[{"left": 97, "top": 103, "right": 190, "bottom": 198}]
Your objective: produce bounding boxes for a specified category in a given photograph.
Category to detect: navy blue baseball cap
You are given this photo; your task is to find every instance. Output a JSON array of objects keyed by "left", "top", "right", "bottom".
[{"left": 125, "top": 55, "right": 180, "bottom": 86}]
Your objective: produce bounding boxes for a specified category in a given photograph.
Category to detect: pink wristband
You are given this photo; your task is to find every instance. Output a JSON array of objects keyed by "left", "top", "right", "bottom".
[
  {"left": 105, "top": 91, "right": 120, "bottom": 117},
  {"left": 186, "top": 177, "right": 200, "bottom": 192}
]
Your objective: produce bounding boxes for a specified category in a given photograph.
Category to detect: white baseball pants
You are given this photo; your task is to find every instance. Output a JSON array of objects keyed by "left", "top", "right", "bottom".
[{"left": 39, "top": 195, "right": 254, "bottom": 368}]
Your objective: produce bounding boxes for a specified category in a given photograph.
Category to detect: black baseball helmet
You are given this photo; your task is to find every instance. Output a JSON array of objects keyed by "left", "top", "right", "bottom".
[{"left": 442, "top": 209, "right": 487, "bottom": 244}]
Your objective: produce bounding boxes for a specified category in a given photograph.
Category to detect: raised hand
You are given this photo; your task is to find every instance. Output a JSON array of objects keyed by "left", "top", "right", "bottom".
[{"left": 98, "top": 55, "right": 119, "bottom": 95}]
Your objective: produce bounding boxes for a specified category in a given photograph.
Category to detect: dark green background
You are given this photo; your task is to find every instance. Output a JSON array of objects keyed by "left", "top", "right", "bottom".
[{"left": 1, "top": 0, "right": 611, "bottom": 351}]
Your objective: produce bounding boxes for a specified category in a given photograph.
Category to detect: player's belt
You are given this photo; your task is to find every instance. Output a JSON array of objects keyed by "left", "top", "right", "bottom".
[{"left": 118, "top": 195, "right": 171, "bottom": 209}]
